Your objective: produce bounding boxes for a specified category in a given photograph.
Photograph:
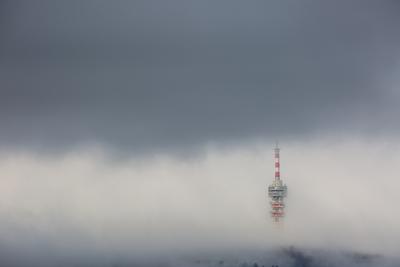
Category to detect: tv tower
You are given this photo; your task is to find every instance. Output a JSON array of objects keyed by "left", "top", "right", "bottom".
[{"left": 268, "top": 143, "right": 287, "bottom": 223}]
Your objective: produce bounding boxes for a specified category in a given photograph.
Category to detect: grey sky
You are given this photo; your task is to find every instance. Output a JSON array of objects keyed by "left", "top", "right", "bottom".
[{"left": 1, "top": 1, "right": 400, "bottom": 153}]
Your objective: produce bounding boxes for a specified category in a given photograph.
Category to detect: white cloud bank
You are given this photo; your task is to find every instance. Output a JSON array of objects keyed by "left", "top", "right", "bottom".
[{"left": 0, "top": 139, "right": 399, "bottom": 264}]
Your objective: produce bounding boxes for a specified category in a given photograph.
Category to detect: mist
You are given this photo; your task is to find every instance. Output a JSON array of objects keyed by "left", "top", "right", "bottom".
[{"left": 0, "top": 139, "right": 399, "bottom": 266}]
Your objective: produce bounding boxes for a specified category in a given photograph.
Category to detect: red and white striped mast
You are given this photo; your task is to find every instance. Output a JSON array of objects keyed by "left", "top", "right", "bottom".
[
  {"left": 274, "top": 144, "right": 280, "bottom": 181},
  {"left": 268, "top": 142, "right": 287, "bottom": 223}
]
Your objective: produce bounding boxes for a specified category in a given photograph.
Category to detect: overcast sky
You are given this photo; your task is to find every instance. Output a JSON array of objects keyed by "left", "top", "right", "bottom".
[
  {"left": 1, "top": 1, "right": 400, "bottom": 266},
  {"left": 1, "top": 0, "right": 400, "bottom": 153}
]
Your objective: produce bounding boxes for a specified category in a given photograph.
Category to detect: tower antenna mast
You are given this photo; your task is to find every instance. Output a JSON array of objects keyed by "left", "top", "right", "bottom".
[{"left": 268, "top": 143, "right": 287, "bottom": 223}]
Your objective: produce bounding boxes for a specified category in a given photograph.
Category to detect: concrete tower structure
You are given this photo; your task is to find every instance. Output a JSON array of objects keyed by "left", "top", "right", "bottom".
[{"left": 268, "top": 144, "right": 287, "bottom": 223}]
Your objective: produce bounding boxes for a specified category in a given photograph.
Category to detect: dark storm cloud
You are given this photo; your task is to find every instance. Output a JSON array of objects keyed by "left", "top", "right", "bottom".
[{"left": 1, "top": 0, "right": 400, "bottom": 152}]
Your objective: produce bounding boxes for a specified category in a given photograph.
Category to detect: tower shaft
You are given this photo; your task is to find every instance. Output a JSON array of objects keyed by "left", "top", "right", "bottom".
[
  {"left": 268, "top": 144, "right": 287, "bottom": 223},
  {"left": 274, "top": 147, "right": 280, "bottom": 180}
]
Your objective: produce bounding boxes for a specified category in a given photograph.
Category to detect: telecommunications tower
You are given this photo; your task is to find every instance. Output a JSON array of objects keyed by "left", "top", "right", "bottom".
[{"left": 268, "top": 144, "right": 287, "bottom": 223}]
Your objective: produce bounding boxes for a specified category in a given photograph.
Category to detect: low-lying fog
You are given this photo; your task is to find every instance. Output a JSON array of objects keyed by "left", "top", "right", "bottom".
[{"left": 0, "top": 139, "right": 398, "bottom": 266}]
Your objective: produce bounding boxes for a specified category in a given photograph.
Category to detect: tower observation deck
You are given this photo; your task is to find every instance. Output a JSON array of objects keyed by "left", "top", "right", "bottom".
[{"left": 268, "top": 145, "right": 287, "bottom": 223}]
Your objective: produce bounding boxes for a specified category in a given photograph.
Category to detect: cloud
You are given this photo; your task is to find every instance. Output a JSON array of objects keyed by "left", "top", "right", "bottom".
[
  {"left": 0, "top": 1, "right": 400, "bottom": 153},
  {"left": 0, "top": 140, "right": 399, "bottom": 265}
]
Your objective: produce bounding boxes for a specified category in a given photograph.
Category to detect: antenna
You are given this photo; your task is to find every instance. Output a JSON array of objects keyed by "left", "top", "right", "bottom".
[
  {"left": 268, "top": 143, "right": 287, "bottom": 223},
  {"left": 274, "top": 143, "right": 280, "bottom": 180}
]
